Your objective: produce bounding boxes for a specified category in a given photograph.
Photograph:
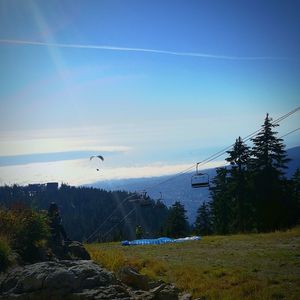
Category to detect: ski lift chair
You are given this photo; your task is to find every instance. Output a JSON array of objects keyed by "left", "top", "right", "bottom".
[
  {"left": 137, "top": 191, "right": 153, "bottom": 207},
  {"left": 191, "top": 163, "right": 209, "bottom": 188},
  {"left": 140, "top": 199, "right": 153, "bottom": 207},
  {"left": 129, "top": 190, "right": 151, "bottom": 206},
  {"left": 129, "top": 191, "right": 143, "bottom": 203},
  {"left": 155, "top": 192, "right": 165, "bottom": 207}
]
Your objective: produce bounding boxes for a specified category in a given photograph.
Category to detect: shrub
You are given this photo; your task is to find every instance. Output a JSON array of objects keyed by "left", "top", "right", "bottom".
[
  {"left": 0, "top": 208, "right": 50, "bottom": 262},
  {"left": 0, "top": 208, "right": 21, "bottom": 241},
  {"left": 0, "top": 236, "right": 11, "bottom": 272},
  {"left": 14, "top": 210, "right": 50, "bottom": 261}
]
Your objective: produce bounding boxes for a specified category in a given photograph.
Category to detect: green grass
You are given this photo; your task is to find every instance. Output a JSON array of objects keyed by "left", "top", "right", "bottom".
[{"left": 85, "top": 227, "right": 300, "bottom": 299}]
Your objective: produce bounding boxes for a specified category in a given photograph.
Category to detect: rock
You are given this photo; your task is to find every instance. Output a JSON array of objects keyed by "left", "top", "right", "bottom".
[
  {"left": 148, "top": 280, "right": 165, "bottom": 289},
  {"left": 47, "top": 240, "right": 91, "bottom": 261},
  {"left": 73, "top": 285, "right": 132, "bottom": 300},
  {"left": 150, "top": 283, "right": 179, "bottom": 300},
  {"left": 67, "top": 241, "right": 91, "bottom": 260},
  {"left": 0, "top": 260, "right": 120, "bottom": 300},
  {"left": 129, "top": 283, "right": 180, "bottom": 300},
  {"left": 117, "top": 266, "right": 149, "bottom": 290},
  {"left": 0, "top": 260, "right": 183, "bottom": 300},
  {"left": 179, "top": 293, "right": 193, "bottom": 300}
]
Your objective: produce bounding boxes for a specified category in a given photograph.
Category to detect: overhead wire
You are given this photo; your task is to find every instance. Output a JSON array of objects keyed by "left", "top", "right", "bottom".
[
  {"left": 279, "top": 127, "right": 300, "bottom": 139},
  {"left": 143, "top": 106, "right": 300, "bottom": 191},
  {"left": 88, "top": 106, "right": 300, "bottom": 242},
  {"left": 101, "top": 207, "right": 136, "bottom": 241},
  {"left": 101, "top": 125, "right": 300, "bottom": 242},
  {"left": 86, "top": 193, "right": 136, "bottom": 242},
  {"left": 196, "top": 106, "right": 300, "bottom": 166}
]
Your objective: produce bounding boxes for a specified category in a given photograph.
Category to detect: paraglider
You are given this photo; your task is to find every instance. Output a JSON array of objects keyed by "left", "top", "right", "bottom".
[{"left": 90, "top": 155, "right": 104, "bottom": 171}]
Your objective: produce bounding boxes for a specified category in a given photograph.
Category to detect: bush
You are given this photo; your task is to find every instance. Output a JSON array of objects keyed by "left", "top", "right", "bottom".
[
  {"left": 0, "top": 208, "right": 50, "bottom": 262},
  {"left": 0, "top": 208, "right": 20, "bottom": 240},
  {"left": 0, "top": 236, "right": 11, "bottom": 272},
  {"left": 15, "top": 210, "right": 50, "bottom": 261}
]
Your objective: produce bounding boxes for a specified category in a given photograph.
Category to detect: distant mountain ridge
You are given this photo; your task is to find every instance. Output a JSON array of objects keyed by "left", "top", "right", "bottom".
[
  {"left": 90, "top": 146, "right": 300, "bottom": 223},
  {"left": 285, "top": 146, "right": 300, "bottom": 177}
]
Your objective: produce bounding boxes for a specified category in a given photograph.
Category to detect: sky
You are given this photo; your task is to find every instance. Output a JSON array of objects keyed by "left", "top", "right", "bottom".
[{"left": 0, "top": 0, "right": 300, "bottom": 186}]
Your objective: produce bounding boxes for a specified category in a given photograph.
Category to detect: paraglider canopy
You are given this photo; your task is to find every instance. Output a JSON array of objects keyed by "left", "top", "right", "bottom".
[
  {"left": 90, "top": 155, "right": 104, "bottom": 171},
  {"left": 90, "top": 155, "right": 104, "bottom": 161}
]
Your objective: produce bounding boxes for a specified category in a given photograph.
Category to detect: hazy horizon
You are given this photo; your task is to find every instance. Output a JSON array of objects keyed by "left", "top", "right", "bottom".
[{"left": 1, "top": 0, "right": 299, "bottom": 186}]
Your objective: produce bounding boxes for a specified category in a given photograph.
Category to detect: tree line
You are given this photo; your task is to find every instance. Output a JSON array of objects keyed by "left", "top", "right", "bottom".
[
  {"left": 0, "top": 185, "right": 169, "bottom": 241},
  {"left": 164, "top": 114, "right": 299, "bottom": 237},
  {"left": 194, "top": 113, "right": 300, "bottom": 235}
]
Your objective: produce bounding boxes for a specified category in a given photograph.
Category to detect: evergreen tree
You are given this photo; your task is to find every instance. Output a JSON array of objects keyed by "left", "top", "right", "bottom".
[
  {"left": 226, "top": 136, "right": 251, "bottom": 171},
  {"left": 194, "top": 202, "right": 212, "bottom": 235},
  {"left": 291, "top": 168, "right": 300, "bottom": 224},
  {"left": 164, "top": 201, "right": 188, "bottom": 238},
  {"left": 250, "top": 113, "right": 290, "bottom": 231},
  {"left": 226, "top": 137, "right": 253, "bottom": 232},
  {"left": 251, "top": 113, "right": 290, "bottom": 175},
  {"left": 0, "top": 185, "right": 169, "bottom": 242},
  {"left": 209, "top": 167, "right": 232, "bottom": 234}
]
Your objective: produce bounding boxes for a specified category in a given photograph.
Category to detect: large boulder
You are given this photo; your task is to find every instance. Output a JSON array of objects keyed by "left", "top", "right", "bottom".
[
  {"left": 117, "top": 266, "right": 149, "bottom": 290},
  {"left": 46, "top": 240, "right": 91, "bottom": 261},
  {"left": 66, "top": 241, "right": 91, "bottom": 260},
  {"left": 0, "top": 260, "right": 184, "bottom": 300},
  {"left": 0, "top": 260, "right": 127, "bottom": 300}
]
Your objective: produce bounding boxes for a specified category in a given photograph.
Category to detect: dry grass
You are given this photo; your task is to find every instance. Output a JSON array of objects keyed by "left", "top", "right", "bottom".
[{"left": 85, "top": 227, "right": 300, "bottom": 299}]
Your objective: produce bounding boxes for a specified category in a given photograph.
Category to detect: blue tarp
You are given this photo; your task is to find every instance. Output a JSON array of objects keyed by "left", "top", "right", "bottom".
[{"left": 121, "top": 236, "right": 201, "bottom": 246}]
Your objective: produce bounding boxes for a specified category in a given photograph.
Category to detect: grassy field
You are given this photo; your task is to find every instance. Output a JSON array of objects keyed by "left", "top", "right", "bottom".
[{"left": 85, "top": 227, "right": 300, "bottom": 299}]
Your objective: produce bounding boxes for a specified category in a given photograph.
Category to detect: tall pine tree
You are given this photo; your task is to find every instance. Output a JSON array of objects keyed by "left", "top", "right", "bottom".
[
  {"left": 250, "top": 113, "right": 290, "bottom": 231},
  {"left": 209, "top": 167, "right": 232, "bottom": 234},
  {"left": 194, "top": 202, "right": 212, "bottom": 235},
  {"left": 226, "top": 137, "right": 253, "bottom": 232},
  {"left": 291, "top": 168, "right": 300, "bottom": 224},
  {"left": 164, "top": 201, "right": 189, "bottom": 238}
]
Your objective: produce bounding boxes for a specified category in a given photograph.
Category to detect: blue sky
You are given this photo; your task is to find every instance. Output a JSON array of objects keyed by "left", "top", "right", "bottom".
[{"left": 0, "top": 0, "right": 299, "bottom": 185}]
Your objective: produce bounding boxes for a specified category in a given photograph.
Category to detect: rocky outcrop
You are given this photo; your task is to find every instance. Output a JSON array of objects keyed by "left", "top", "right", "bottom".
[
  {"left": 66, "top": 241, "right": 91, "bottom": 260},
  {"left": 0, "top": 260, "right": 124, "bottom": 300},
  {"left": 117, "top": 266, "right": 150, "bottom": 290},
  {"left": 49, "top": 240, "right": 91, "bottom": 261},
  {"left": 0, "top": 260, "right": 190, "bottom": 300}
]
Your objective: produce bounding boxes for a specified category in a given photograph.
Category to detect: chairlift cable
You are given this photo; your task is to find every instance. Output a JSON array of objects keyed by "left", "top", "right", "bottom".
[
  {"left": 103, "top": 125, "right": 300, "bottom": 238},
  {"left": 101, "top": 207, "right": 136, "bottom": 241},
  {"left": 279, "top": 127, "right": 300, "bottom": 139},
  {"left": 142, "top": 164, "right": 197, "bottom": 192},
  {"left": 87, "top": 107, "right": 300, "bottom": 242},
  {"left": 194, "top": 122, "right": 300, "bottom": 169},
  {"left": 196, "top": 106, "right": 300, "bottom": 167},
  {"left": 143, "top": 106, "right": 300, "bottom": 192},
  {"left": 100, "top": 126, "right": 300, "bottom": 241},
  {"left": 86, "top": 193, "right": 136, "bottom": 242},
  {"left": 191, "top": 125, "right": 300, "bottom": 188}
]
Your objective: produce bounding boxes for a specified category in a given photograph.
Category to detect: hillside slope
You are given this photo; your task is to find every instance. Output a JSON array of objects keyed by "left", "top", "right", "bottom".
[
  {"left": 87, "top": 227, "right": 300, "bottom": 300},
  {"left": 0, "top": 185, "right": 168, "bottom": 241}
]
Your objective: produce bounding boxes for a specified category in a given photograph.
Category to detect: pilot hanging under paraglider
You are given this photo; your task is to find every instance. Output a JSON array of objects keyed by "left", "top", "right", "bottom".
[{"left": 90, "top": 155, "right": 104, "bottom": 171}]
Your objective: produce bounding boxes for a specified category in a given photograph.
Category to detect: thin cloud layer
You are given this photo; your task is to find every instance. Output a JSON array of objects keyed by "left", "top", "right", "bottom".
[
  {"left": 0, "top": 148, "right": 130, "bottom": 167},
  {"left": 0, "top": 39, "right": 290, "bottom": 61},
  {"left": 0, "top": 159, "right": 227, "bottom": 186}
]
